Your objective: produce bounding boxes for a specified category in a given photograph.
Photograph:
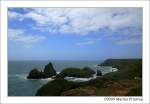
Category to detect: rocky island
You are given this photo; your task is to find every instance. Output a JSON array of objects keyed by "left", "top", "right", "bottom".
[
  {"left": 27, "top": 62, "right": 56, "bottom": 79},
  {"left": 56, "top": 67, "right": 96, "bottom": 78},
  {"left": 35, "top": 59, "right": 142, "bottom": 96},
  {"left": 27, "top": 62, "right": 97, "bottom": 79}
]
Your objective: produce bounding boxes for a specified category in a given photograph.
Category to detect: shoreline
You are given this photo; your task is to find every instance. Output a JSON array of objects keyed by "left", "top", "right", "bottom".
[
  {"left": 9, "top": 65, "right": 118, "bottom": 82},
  {"left": 26, "top": 66, "right": 118, "bottom": 82},
  {"left": 35, "top": 59, "right": 142, "bottom": 96}
]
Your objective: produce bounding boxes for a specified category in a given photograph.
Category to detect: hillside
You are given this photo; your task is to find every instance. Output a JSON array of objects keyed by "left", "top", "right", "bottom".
[{"left": 36, "top": 59, "right": 142, "bottom": 96}]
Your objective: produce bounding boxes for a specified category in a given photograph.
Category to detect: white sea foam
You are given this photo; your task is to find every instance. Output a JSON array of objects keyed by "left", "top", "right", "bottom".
[
  {"left": 9, "top": 67, "right": 118, "bottom": 83},
  {"left": 111, "top": 68, "right": 118, "bottom": 72},
  {"left": 94, "top": 65, "right": 118, "bottom": 75},
  {"left": 64, "top": 74, "right": 97, "bottom": 82},
  {"left": 56, "top": 72, "right": 60, "bottom": 74},
  {"left": 40, "top": 78, "right": 54, "bottom": 81}
]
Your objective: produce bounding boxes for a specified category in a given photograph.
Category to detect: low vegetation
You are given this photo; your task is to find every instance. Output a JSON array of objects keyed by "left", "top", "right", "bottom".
[
  {"left": 35, "top": 59, "right": 142, "bottom": 96},
  {"left": 57, "top": 67, "right": 95, "bottom": 78}
]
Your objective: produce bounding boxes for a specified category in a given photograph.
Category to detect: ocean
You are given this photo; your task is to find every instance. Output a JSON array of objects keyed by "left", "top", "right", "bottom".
[{"left": 8, "top": 60, "right": 115, "bottom": 96}]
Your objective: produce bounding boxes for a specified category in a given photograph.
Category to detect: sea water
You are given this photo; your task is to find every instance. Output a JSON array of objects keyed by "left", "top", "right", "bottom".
[{"left": 8, "top": 60, "right": 116, "bottom": 96}]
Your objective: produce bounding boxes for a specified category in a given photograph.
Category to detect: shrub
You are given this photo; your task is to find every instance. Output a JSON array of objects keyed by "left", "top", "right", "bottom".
[{"left": 59, "top": 67, "right": 93, "bottom": 78}]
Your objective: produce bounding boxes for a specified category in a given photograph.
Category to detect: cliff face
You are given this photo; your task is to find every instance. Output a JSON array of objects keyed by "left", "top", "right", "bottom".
[
  {"left": 36, "top": 59, "right": 142, "bottom": 96},
  {"left": 101, "top": 59, "right": 142, "bottom": 80},
  {"left": 99, "top": 59, "right": 142, "bottom": 70},
  {"left": 43, "top": 62, "right": 56, "bottom": 77}
]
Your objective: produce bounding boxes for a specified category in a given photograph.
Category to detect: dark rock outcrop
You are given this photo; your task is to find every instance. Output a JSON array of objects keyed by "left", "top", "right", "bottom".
[
  {"left": 27, "top": 68, "right": 46, "bottom": 79},
  {"left": 101, "top": 59, "right": 142, "bottom": 80},
  {"left": 43, "top": 62, "right": 56, "bottom": 77},
  {"left": 58, "top": 67, "right": 94, "bottom": 78},
  {"left": 99, "top": 59, "right": 142, "bottom": 70},
  {"left": 36, "top": 59, "right": 142, "bottom": 96},
  {"left": 27, "top": 62, "right": 56, "bottom": 79},
  {"left": 96, "top": 70, "right": 102, "bottom": 76}
]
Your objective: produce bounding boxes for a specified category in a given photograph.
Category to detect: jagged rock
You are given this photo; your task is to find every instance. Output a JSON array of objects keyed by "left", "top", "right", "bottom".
[
  {"left": 27, "top": 62, "right": 56, "bottom": 79},
  {"left": 27, "top": 68, "right": 46, "bottom": 79},
  {"left": 43, "top": 62, "right": 56, "bottom": 77},
  {"left": 97, "top": 70, "right": 102, "bottom": 76},
  {"left": 35, "top": 59, "right": 142, "bottom": 96}
]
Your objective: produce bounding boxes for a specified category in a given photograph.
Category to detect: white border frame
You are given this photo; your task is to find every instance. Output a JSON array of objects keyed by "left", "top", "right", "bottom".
[{"left": 0, "top": 1, "right": 150, "bottom": 104}]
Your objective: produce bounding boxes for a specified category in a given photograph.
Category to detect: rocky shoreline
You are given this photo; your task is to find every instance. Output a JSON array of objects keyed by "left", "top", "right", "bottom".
[
  {"left": 27, "top": 63, "right": 103, "bottom": 80},
  {"left": 27, "top": 59, "right": 142, "bottom": 96},
  {"left": 27, "top": 62, "right": 56, "bottom": 79}
]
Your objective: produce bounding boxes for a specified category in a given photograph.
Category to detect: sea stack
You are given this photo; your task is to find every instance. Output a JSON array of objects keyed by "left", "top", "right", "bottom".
[
  {"left": 27, "top": 68, "right": 46, "bottom": 79},
  {"left": 27, "top": 62, "right": 56, "bottom": 79},
  {"left": 43, "top": 62, "right": 56, "bottom": 77}
]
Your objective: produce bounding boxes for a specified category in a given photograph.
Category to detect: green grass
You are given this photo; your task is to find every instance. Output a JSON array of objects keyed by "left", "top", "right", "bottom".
[
  {"left": 59, "top": 67, "right": 93, "bottom": 78},
  {"left": 35, "top": 59, "right": 142, "bottom": 96}
]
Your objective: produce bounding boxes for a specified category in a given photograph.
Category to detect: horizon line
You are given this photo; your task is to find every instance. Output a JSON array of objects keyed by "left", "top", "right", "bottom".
[{"left": 8, "top": 58, "right": 142, "bottom": 61}]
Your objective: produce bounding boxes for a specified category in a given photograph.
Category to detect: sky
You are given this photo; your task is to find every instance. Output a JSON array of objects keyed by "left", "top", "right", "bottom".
[{"left": 8, "top": 8, "right": 142, "bottom": 61}]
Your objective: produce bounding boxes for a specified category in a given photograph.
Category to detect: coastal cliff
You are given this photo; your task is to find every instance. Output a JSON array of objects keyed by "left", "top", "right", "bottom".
[
  {"left": 100, "top": 59, "right": 142, "bottom": 80},
  {"left": 36, "top": 59, "right": 142, "bottom": 96}
]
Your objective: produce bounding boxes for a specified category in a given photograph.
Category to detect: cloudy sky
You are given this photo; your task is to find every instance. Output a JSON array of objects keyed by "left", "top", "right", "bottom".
[{"left": 8, "top": 8, "right": 142, "bottom": 60}]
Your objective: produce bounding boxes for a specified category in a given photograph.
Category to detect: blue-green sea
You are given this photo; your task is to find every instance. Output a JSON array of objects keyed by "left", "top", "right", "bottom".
[{"left": 8, "top": 60, "right": 115, "bottom": 96}]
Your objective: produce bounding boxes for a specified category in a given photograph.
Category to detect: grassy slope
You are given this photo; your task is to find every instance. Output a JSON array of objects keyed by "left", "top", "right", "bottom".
[
  {"left": 100, "top": 59, "right": 142, "bottom": 80},
  {"left": 36, "top": 59, "right": 142, "bottom": 96}
]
